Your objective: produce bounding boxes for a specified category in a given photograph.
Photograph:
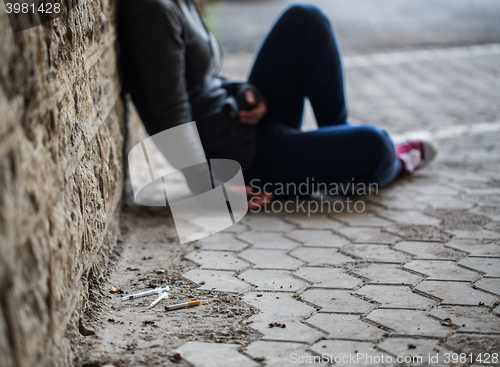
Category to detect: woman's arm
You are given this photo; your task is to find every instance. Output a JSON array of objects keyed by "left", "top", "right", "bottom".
[{"left": 125, "top": 3, "right": 192, "bottom": 133}]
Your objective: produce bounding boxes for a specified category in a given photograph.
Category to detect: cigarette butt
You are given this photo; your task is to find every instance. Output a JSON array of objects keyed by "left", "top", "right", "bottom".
[{"left": 165, "top": 300, "right": 201, "bottom": 311}]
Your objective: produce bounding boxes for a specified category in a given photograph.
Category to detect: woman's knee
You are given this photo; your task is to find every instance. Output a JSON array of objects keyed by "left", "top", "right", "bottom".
[
  {"left": 357, "top": 126, "right": 396, "bottom": 162},
  {"left": 281, "top": 4, "right": 330, "bottom": 29}
]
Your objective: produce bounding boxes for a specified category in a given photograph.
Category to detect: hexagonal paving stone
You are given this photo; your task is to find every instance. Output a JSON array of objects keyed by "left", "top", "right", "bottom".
[
  {"left": 459, "top": 257, "right": 500, "bottom": 277},
  {"left": 368, "top": 193, "right": 428, "bottom": 211},
  {"left": 378, "top": 210, "right": 441, "bottom": 226},
  {"left": 445, "top": 239, "right": 500, "bottom": 257},
  {"left": 243, "top": 292, "right": 314, "bottom": 319},
  {"left": 448, "top": 228, "right": 500, "bottom": 240},
  {"left": 238, "top": 249, "right": 304, "bottom": 270},
  {"left": 197, "top": 233, "right": 248, "bottom": 251},
  {"left": 182, "top": 269, "right": 251, "bottom": 293},
  {"left": 290, "top": 247, "right": 355, "bottom": 266},
  {"left": 301, "top": 289, "right": 372, "bottom": 313},
  {"left": 307, "top": 314, "right": 385, "bottom": 341},
  {"left": 471, "top": 206, "right": 500, "bottom": 221},
  {"left": 366, "top": 309, "right": 451, "bottom": 337},
  {"left": 417, "top": 195, "right": 475, "bottom": 210},
  {"left": 415, "top": 281, "right": 498, "bottom": 306},
  {"left": 403, "top": 260, "right": 479, "bottom": 281},
  {"left": 338, "top": 227, "right": 400, "bottom": 244},
  {"left": 342, "top": 244, "right": 408, "bottom": 263},
  {"left": 356, "top": 285, "right": 436, "bottom": 309},
  {"left": 286, "top": 229, "right": 350, "bottom": 248},
  {"left": 284, "top": 214, "right": 344, "bottom": 230},
  {"left": 248, "top": 316, "right": 324, "bottom": 343},
  {"left": 384, "top": 224, "right": 453, "bottom": 242},
  {"left": 185, "top": 251, "right": 250, "bottom": 271},
  {"left": 494, "top": 304, "right": 500, "bottom": 315},
  {"left": 240, "top": 215, "right": 295, "bottom": 232},
  {"left": 238, "top": 231, "right": 299, "bottom": 251},
  {"left": 430, "top": 306, "right": 500, "bottom": 333},
  {"left": 176, "top": 342, "right": 258, "bottom": 367},
  {"left": 293, "top": 267, "right": 363, "bottom": 289},
  {"left": 310, "top": 340, "right": 387, "bottom": 366},
  {"left": 333, "top": 212, "right": 392, "bottom": 227},
  {"left": 239, "top": 270, "right": 307, "bottom": 292},
  {"left": 377, "top": 338, "right": 452, "bottom": 365},
  {"left": 245, "top": 341, "right": 327, "bottom": 366},
  {"left": 394, "top": 241, "right": 466, "bottom": 260},
  {"left": 221, "top": 222, "right": 248, "bottom": 234},
  {"left": 350, "top": 264, "right": 423, "bottom": 285},
  {"left": 475, "top": 278, "right": 500, "bottom": 296}
]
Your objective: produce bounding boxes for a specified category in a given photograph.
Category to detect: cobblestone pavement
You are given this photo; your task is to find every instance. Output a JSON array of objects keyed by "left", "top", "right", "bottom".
[{"left": 171, "top": 44, "right": 500, "bottom": 365}]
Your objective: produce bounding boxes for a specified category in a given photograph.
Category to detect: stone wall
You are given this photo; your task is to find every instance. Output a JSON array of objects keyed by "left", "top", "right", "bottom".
[{"left": 0, "top": 0, "right": 126, "bottom": 366}]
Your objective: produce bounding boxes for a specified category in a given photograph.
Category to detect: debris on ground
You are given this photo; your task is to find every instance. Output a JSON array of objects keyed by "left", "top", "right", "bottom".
[{"left": 268, "top": 322, "right": 286, "bottom": 328}]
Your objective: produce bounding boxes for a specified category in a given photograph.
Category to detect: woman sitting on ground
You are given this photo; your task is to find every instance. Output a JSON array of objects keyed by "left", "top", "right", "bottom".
[{"left": 118, "top": 0, "right": 437, "bottom": 209}]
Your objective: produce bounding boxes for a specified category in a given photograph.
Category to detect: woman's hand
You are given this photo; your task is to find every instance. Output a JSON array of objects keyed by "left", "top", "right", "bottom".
[
  {"left": 245, "top": 186, "right": 273, "bottom": 210},
  {"left": 239, "top": 90, "right": 267, "bottom": 125},
  {"left": 226, "top": 185, "right": 273, "bottom": 210}
]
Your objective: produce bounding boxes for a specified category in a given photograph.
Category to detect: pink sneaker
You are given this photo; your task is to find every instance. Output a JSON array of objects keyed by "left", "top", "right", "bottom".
[{"left": 396, "top": 140, "right": 437, "bottom": 175}]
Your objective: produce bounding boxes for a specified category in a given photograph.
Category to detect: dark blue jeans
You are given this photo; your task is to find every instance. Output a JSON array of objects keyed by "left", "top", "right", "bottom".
[{"left": 246, "top": 5, "right": 401, "bottom": 194}]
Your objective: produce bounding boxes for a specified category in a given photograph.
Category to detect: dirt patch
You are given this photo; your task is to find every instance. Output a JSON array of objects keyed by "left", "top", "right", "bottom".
[{"left": 73, "top": 207, "right": 260, "bottom": 367}]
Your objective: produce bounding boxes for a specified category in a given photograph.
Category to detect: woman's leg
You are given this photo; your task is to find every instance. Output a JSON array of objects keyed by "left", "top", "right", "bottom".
[
  {"left": 249, "top": 4, "right": 347, "bottom": 128},
  {"left": 246, "top": 5, "right": 402, "bottom": 192},
  {"left": 249, "top": 124, "right": 402, "bottom": 192}
]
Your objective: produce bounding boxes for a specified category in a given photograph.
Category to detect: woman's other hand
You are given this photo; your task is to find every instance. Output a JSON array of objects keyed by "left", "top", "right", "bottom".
[
  {"left": 239, "top": 90, "right": 267, "bottom": 125},
  {"left": 246, "top": 186, "right": 273, "bottom": 210},
  {"left": 225, "top": 185, "right": 273, "bottom": 210}
]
